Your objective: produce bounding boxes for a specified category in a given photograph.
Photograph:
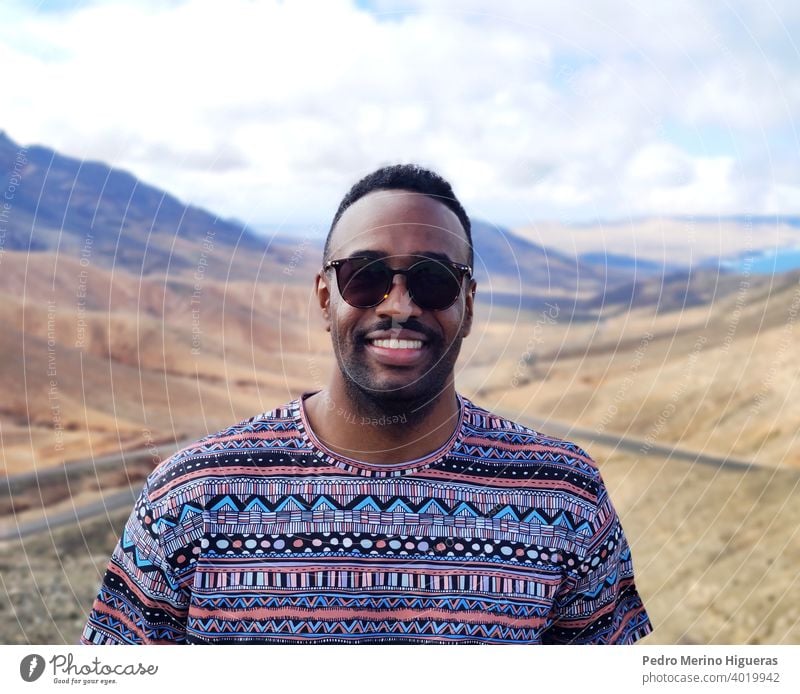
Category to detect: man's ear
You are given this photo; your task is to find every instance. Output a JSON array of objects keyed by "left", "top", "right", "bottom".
[
  {"left": 315, "top": 272, "right": 331, "bottom": 332},
  {"left": 460, "top": 279, "right": 476, "bottom": 338}
]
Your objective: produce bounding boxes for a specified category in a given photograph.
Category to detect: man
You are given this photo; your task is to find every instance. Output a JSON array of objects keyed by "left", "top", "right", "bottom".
[{"left": 82, "top": 164, "right": 652, "bottom": 644}]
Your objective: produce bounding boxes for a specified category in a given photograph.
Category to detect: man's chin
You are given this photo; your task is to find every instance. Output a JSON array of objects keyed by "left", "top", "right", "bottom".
[
  {"left": 348, "top": 377, "right": 446, "bottom": 415},
  {"left": 362, "top": 381, "right": 436, "bottom": 403}
]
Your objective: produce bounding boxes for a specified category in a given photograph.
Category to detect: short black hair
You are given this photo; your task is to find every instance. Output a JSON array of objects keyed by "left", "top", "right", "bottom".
[{"left": 324, "top": 164, "right": 473, "bottom": 266}]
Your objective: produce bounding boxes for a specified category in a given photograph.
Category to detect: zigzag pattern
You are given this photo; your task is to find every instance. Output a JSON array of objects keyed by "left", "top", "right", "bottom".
[
  {"left": 457, "top": 445, "right": 601, "bottom": 475},
  {"left": 190, "top": 617, "right": 541, "bottom": 642},
  {"left": 199, "top": 492, "right": 588, "bottom": 526},
  {"left": 193, "top": 594, "right": 550, "bottom": 618}
]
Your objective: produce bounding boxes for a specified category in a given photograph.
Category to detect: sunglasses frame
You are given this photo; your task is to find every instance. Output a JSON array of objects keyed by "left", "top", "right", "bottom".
[{"left": 324, "top": 255, "right": 473, "bottom": 310}]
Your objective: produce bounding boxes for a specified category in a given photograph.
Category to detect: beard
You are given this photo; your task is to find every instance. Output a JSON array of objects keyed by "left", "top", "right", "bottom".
[{"left": 330, "top": 318, "right": 463, "bottom": 423}]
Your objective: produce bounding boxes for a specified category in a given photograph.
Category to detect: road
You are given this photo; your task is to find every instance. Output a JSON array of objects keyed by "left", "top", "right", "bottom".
[
  {"left": 0, "top": 487, "right": 139, "bottom": 542},
  {"left": 0, "top": 415, "right": 764, "bottom": 541},
  {"left": 498, "top": 410, "right": 757, "bottom": 472}
]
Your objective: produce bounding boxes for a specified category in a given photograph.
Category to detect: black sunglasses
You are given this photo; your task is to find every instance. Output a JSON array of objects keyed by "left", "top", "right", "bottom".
[{"left": 324, "top": 255, "right": 472, "bottom": 311}]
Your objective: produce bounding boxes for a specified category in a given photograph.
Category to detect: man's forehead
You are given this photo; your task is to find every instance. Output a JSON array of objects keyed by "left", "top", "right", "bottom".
[{"left": 328, "top": 189, "right": 468, "bottom": 260}]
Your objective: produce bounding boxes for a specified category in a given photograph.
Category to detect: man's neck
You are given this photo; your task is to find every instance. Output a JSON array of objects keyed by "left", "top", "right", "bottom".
[{"left": 302, "top": 383, "right": 462, "bottom": 465}]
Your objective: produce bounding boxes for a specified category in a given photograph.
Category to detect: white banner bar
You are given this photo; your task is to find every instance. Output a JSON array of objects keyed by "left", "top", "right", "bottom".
[{"left": 1, "top": 644, "right": 798, "bottom": 693}]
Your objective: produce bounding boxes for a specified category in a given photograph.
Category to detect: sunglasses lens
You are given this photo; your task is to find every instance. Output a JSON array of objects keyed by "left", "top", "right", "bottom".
[
  {"left": 333, "top": 257, "right": 465, "bottom": 310},
  {"left": 408, "top": 260, "right": 462, "bottom": 310},
  {"left": 337, "top": 258, "right": 390, "bottom": 308}
]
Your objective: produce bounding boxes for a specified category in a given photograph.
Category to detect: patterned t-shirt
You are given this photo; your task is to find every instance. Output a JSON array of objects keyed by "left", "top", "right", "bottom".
[{"left": 82, "top": 393, "right": 652, "bottom": 644}]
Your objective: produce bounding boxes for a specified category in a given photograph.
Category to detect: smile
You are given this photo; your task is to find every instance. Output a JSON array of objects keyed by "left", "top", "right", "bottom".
[
  {"left": 368, "top": 338, "right": 424, "bottom": 350},
  {"left": 364, "top": 338, "right": 429, "bottom": 367}
]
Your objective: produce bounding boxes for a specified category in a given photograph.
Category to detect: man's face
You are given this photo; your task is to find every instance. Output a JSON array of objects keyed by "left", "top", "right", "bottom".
[{"left": 316, "top": 190, "right": 476, "bottom": 409}]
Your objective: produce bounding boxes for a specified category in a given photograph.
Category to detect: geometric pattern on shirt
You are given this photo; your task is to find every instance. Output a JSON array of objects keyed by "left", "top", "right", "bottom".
[{"left": 81, "top": 395, "right": 653, "bottom": 645}]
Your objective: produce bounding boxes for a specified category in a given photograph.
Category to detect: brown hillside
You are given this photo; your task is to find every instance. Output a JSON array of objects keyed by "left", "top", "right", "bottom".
[
  {"left": 0, "top": 251, "right": 326, "bottom": 475},
  {"left": 475, "top": 271, "right": 800, "bottom": 468}
]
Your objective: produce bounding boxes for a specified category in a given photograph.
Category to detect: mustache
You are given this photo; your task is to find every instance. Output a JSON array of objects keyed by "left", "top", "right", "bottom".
[{"left": 355, "top": 319, "right": 440, "bottom": 344}]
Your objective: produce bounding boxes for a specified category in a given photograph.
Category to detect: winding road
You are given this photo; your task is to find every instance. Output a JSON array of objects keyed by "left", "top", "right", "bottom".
[{"left": 0, "top": 415, "right": 766, "bottom": 542}]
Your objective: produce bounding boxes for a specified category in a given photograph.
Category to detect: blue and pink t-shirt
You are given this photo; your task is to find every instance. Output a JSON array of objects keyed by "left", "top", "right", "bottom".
[{"left": 82, "top": 393, "right": 652, "bottom": 644}]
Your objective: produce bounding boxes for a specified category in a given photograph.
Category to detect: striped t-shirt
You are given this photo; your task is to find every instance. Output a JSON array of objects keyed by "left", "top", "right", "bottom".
[{"left": 82, "top": 393, "right": 652, "bottom": 644}]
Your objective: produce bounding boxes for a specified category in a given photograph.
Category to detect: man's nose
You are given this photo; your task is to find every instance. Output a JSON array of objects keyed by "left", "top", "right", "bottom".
[{"left": 376, "top": 274, "right": 422, "bottom": 319}]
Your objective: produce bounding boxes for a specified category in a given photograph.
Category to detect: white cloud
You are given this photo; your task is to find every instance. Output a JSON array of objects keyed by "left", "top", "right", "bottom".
[
  {"left": 0, "top": 0, "right": 798, "bottom": 228},
  {"left": 628, "top": 153, "right": 738, "bottom": 215},
  {"left": 627, "top": 144, "right": 694, "bottom": 188}
]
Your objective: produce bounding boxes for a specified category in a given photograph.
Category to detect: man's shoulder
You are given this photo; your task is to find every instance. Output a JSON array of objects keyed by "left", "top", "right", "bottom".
[
  {"left": 144, "top": 397, "right": 302, "bottom": 498},
  {"left": 461, "top": 397, "right": 600, "bottom": 475}
]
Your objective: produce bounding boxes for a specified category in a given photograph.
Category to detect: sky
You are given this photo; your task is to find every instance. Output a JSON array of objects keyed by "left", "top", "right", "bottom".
[{"left": 1, "top": 0, "right": 799, "bottom": 232}]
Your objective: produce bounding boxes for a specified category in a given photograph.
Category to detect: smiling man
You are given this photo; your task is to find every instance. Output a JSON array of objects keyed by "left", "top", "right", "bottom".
[
  {"left": 83, "top": 164, "right": 652, "bottom": 645},
  {"left": 304, "top": 178, "right": 475, "bottom": 469}
]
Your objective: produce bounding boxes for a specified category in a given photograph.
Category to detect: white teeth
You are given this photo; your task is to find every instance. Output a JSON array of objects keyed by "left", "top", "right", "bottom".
[{"left": 371, "top": 338, "right": 423, "bottom": 350}]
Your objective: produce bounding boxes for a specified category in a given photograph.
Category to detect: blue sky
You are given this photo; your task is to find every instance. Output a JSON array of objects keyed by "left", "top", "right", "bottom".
[{"left": 1, "top": 0, "right": 798, "bottom": 230}]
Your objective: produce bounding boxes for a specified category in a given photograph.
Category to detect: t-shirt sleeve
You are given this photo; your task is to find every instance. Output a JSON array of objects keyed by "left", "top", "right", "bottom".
[
  {"left": 81, "top": 485, "right": 191, "bottom": 644},
  {"left": 543, "top": 483, "right": 653, "bottom": 644}
]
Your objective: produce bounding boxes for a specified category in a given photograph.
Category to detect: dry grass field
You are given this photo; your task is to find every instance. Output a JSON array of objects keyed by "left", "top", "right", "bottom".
[{"left": 594, "top": 445, "right": 800, "bottom": 644}]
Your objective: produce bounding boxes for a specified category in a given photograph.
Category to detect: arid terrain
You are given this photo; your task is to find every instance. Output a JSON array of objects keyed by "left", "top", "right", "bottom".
[
  {"left": 2, "top": 131, "right": 799, "bottom": 644},
  {"left": 3, "top": 248, "right": 799, "bottom": 477},
  {"left": 2, "top": 243, "right": 799, "bottom": 644}
]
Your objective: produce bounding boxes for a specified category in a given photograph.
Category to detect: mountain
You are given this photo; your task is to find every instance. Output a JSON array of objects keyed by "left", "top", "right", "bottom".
[
  {"left": 2, "top": 129, "right": 639, "bottom": 297},
  {"left": 578, "top": 251, "right": 684, "bottom": 275},
  {"left": 470, "top": 219, "right": 638, "bottom": 295},
  {"left": 578, "top": 267, "right": 747, "bottom": 316},
  {"left": 0, "top": 130, "right": 305, "bottom": 278}
]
